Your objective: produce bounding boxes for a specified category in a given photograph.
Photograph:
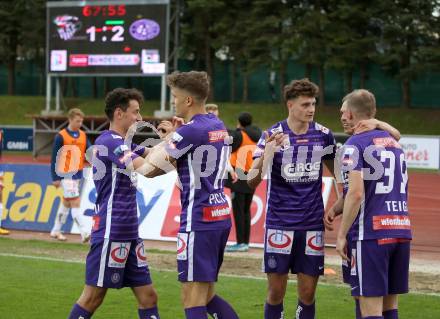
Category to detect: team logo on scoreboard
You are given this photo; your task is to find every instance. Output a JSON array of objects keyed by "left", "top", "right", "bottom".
[
  {"left": 130, "top": 19, "right": 160, "bottom": 41},
  {"left": 53, "top": 15, "right": 82, "bottom": 40}
]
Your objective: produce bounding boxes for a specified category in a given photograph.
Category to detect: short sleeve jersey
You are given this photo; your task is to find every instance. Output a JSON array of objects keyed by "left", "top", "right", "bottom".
[
  {"left": 165, "top": 113, "right": 232, "bottom": 232},
  {"left": 91, "top": 130, "right": 145, "bottom": 242},
  {"left": 341, "top": 130, "right": 411, "bottom": 241},
  {"left": 254, "top": 120, "right": 336, "bottom": 230}
]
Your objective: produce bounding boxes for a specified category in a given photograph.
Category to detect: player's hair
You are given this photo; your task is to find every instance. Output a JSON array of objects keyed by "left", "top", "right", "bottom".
[
  {"left": 238, "top": 112, "right": 252, "bottom": 127},
  {"left": 283, "top": 78, "right": 319, "bottom": 102},
  {"left": 166, "top": 71, "right": 210, "bottom": 103},
  {"left": 342, "top": 89, "right": 377, "bottom": 118},
  {"left": 67, "top": 108, "right": 84, "bottom": 119},
  {"left": 104, "top": 88, "right": 144, "bottom": 121},
  {"left": 205, "top": 103, "right": 218, "bottom": 112}
]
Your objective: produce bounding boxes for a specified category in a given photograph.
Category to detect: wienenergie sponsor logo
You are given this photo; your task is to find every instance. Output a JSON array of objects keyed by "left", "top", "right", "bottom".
[{"left": 373, "top": 215, "right": 411, "bottom": 230}]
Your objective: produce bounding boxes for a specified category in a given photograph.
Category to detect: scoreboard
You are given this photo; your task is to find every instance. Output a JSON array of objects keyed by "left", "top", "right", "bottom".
[{"left": 46, "top": 0, "right": 169, "bottom": 76}]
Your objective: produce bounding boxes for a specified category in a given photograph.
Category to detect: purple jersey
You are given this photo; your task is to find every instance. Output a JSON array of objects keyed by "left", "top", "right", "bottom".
[
  {"left": 341, "top": 130, "right": 411, "bottom": 241},
  {"left": 254, "top": 121, "right": 336, "bottom": 230},
  {"left": 91, "top": 130, "right": 145, "bottom": 242},
  {"left": 165, "top": 113, "right": 232, "bottom": 232}
]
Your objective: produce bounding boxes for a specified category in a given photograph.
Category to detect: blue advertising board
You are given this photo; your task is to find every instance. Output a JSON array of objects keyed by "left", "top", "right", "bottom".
[{"left": 0, "top": 126, "right": 33, "bottom": 152}]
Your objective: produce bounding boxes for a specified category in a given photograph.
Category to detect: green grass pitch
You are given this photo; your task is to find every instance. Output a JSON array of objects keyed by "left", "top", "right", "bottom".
[{"left": 0, "top": 239, "right": 439, "bottom": 318}]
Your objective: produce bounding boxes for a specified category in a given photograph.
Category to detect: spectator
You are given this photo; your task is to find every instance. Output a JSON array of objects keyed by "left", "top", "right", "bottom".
[{"left": 225, "top": 112, "right": 262, "bottom": 252}]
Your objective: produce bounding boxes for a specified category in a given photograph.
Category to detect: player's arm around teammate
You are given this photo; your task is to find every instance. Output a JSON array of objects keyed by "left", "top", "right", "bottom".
[
  {"left": 138, "top": 71, "right": 239, "bottom": 319},
  {"left": 68, "top": 89, "right": 160, "bottom": 319}
]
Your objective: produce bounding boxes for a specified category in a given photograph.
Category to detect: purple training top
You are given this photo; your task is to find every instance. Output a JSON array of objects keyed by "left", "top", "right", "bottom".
[
  {"left": 165, "top": 113, "right": 232, "bottom": 232},
  {"left": 341, "top": 129, "right": 411, "bottom": 241},
  {"left": 254, "top": 120, "right": 336, "bottom": 230},
  {"left": 91, "top": 130, "right": 145, "bottom": 243}
]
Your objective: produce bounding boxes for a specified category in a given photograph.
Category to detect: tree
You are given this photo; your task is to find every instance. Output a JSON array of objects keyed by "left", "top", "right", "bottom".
[
  {"left": 179, "top": 0, "right": 225, "bottom": 100},
  {"left": 326, "top": 0, "right": 382, "bottom": 92},
  {"left": 0, "top": 0, "right": 45, "bottom": 95},
  {"left": 376, "top": 0, "right": 439, "bottom": 108},
  {"left": 288, "top": 0, "right": 333, "bottom": 107}
]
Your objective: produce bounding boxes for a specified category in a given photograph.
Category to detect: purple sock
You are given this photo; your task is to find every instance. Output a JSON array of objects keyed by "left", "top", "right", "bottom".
[
  {"left": 185, "top": 306, "right": 207, "bottom": 319},
  {"left": 296, "top": 300, "right": 315, "bottom": 319},
  {"left": 138, "top": 306, "right": 160, "bottom": 319},
  {"left": 206, "top": 295, "right": 239, "bottom": 319},
  {"left": 355, "top": 299, "right": 362, "bottom": 319},
  {"left": 264, "top": 302, "right": 283, "bottom": 319},
  {"left": 383, "top": 309, "right": 398, "bottom": 319},
  {"left": 363, "top": 317, "right": 383, "bottom": 319},
  {"left": 68, "top": 303, "right": 92, "bottom": 319}
]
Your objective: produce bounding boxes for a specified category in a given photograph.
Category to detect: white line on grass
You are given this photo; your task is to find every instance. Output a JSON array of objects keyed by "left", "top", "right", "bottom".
[{"left": 1, "top": 253, "right": 439, "bottom": 297}]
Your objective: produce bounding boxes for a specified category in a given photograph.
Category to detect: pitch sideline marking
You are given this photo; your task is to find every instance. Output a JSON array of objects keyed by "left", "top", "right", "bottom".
[{"left": 1, "top": 252, "right": 439, "bottom": 297}]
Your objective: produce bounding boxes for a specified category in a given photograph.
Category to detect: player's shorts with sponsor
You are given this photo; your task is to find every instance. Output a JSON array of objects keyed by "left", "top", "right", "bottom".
[
  {"left": 342, "top": 234, "right": 353, "bottom": 285},
  {"left": 61, "top": 178, "right": 81, "bottom": 199},
  {"left": 350, "top": 238, "right": 410, "bottom": 297},
  {"left": 263, "top": 228, "right": 325, "bottom": 276},
  {"left": 86, "top": 238, "right": 152, "bottom": 289},
  {"left": 177, "top": 228, "right": 230, "bottom": 282}
]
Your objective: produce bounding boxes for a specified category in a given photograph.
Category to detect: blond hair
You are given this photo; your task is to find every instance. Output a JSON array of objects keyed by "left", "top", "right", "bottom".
[
  {"left": 68, "top": 108, "right": 85, "bottom": 119},
  {"left": 342, "top": 89, "right": 376, "bottom": 118},
  {"left": 205, "top": 103, "right": 218, "bottom": 112}
]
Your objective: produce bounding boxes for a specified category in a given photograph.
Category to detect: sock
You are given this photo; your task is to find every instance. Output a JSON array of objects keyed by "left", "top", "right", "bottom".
[
  {"left": 363, "top": 317, "right": 383, "bottom": 319},
  {"left": 68, "top": 303, "right": 92, "bottom": 319},
  {"left": 52, "top": 203, "right": 69, "bottom": 233},
  {"left": 355, "top": 299, "right": 362, "bottom": 319},
  {"left": 138, "top": 306, "right": 160, "bottom": 319},
  {"left": 264, "top": 302, "right": 283, "bottom": 319},
  {"left": 71, "top": 207, "right": 85, "bottom": 230},
  {"left": 383, "top": 309, "right": 398, "bottom": 319},
  {"left": 206, "top": 295, "right": 239, "bottom": 319},
  {"left": 184, "top": 306, "right": 207, "bottom": 319},
  {"left": 296, "top": 300, "right": 315, "bottom": 319}
]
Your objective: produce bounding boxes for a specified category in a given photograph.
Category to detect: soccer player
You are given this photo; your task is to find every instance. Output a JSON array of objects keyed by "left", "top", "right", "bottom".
[
  {"left": 68, "top": 88, "right": 160, "bottom": 319},
  {"left": 205, "top": 103, "right": 219, "bottom": 117},
  {"left": 50, "top": 108, "right": 91, "bottom": 242},
  {"left": 325, "top": 113, "right": 401, "bottom": 319},
  {"left": 248, "top": 79, "right": 336, "bottom": 319},
  {"left": 142, "top": 71, "right": 239, "bottom": 319},
  {"left": 335, "top": 89, "right": 411, "bottom": 319}
]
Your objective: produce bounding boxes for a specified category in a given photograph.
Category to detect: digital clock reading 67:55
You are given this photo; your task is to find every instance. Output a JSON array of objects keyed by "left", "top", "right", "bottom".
[{"left": 82, "top": 5, "right": 126, "bottom": 17}]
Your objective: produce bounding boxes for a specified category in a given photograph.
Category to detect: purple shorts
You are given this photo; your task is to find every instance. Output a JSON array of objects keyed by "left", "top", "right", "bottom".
[
  {"left": 263, "top": 228, "right": 325, "bottom": 276},
  {"left": 350, "top": 239, "right": 410, "bottom": 297},
  {"left": 177, "top": 228, "right": 230, "bottom": 282},
  {"left": 342, "top": 234, "right": 353, "bottom": 285},
  {"left": 85, "top": 238, "right": 152, "bottom": 289}
]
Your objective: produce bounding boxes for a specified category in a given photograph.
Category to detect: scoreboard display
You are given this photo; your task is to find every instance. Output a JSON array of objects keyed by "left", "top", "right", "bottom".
[{"left": 47, "top": 0, "right": 169, "bottom": 75}]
